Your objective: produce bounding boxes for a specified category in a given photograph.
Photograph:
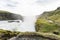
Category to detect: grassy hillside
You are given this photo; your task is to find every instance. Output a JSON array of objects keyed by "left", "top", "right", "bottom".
[
  {"left": 35, "top": 7, "right": 60, "bottom": 35},
  {"left": 0, "top": 10, "right": 23, "bottom": 21}
]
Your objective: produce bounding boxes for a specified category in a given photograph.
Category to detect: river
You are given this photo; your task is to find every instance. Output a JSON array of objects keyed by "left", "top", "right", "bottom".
[{"left": 0, "top": 16, "right": 37, "bottom": 32}]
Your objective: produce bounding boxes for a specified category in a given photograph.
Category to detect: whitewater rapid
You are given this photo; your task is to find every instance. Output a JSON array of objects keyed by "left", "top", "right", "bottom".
[
  {"left": 17, "top": 16, "right": 37, "bottom": 32},
  {"left": 0, "top": 16, "right": 37, "bottom": 32}
]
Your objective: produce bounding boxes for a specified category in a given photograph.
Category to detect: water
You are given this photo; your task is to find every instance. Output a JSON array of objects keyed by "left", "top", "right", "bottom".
[
  {"left": 17, "top": 16, "right": 37, "bottom": 32},
  {"left": 0, "top": 20, "right": 22, "bottom": 31},
  {"left": 0, "top": 16, "right": 37, "bottom": 32}
]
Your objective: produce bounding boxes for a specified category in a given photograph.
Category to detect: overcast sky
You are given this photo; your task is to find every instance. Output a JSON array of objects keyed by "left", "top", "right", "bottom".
[{"left": 0, "top": 0, "right": 60, "bottom": 16}]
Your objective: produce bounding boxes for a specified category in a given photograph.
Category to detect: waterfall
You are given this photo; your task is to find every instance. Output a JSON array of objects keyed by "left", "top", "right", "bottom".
[
  {"left": 17, "top": 16, "right": 37, "bottom": 32},
  {"left": 0, "top": 16, "right": 37, "bottom": 32}
]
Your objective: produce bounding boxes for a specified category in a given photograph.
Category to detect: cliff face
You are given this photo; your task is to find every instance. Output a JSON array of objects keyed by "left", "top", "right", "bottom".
[{"left": 0, "top": 10, "right": 23, "bottom": 21}]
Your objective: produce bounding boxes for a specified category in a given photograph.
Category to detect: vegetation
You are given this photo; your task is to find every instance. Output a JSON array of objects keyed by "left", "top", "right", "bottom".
[
  {"left": 0, "top": 29, "right": 60, "bottom": 40},
  {"left": 0, "top": 29, "right": 20, "bottom": 40},
  {"left": 0, "top": 10, "right": 23, "bottom": 40},
  {"left": 0, "top": 10, "right": 23, "bottom": 21},
  {"left": 35, "top": 7, "right": 60, "bottom": 35}
]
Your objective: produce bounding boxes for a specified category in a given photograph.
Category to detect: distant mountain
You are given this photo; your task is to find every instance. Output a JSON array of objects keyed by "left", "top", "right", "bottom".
[
  {"left": 0, "top": 10, "right": 23, "bottom": 21},
  {"left": 35, "top": 7, "right": 60, "bottom": 35}
]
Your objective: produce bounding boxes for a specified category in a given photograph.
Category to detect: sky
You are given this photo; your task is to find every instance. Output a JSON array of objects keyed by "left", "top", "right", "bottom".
[{"left": 0, "top": 0, "right": 60, "bottom": 16}]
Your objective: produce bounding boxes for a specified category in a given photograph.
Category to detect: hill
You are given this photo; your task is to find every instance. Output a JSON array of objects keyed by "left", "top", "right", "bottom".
[
  {"left": 0, "top": 10, "right": 23, "bottom": 21},
  {"left": 35, "top": 7, "right": 60, "bottom": 35}
]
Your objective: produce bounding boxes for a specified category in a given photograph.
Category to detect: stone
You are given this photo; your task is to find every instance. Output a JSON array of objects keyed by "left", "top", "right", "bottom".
[{"left": 8, "top": 34, "right": 54, "bottom": 40}]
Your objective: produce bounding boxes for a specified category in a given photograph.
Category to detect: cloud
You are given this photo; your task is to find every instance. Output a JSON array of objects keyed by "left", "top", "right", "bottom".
[
  {"left": 0, "top": 0, "right": 18, "bottom": 9},
  {"left": 37, "top": 0, "right": 57, "bottom": 3},
  {"left": 0, "top": 0, "right": 60, "bottom": 16}
]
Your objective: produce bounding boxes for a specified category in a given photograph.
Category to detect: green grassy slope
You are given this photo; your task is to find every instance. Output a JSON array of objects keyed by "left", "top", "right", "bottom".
[
  {"left": 0, "top": 10, "right": 23, "bottom": 20},
  {"left": 35, "top": 7, "right": 60, "bottom": 35}
]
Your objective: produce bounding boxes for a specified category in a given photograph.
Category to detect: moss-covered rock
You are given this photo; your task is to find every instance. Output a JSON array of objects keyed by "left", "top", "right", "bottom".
[
  {"left": 0, "top": 29, "right": 20, "bottom": 40},
  {"left": 9, "top": 32, "right": 60, "bottom": 40},
  {"left": 0, "top": 29, "right": 60, "bottom": 40}
]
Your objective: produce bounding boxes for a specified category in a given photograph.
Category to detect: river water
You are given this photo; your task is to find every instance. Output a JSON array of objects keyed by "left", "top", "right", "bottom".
[{"left": 0, "top": 16, "right": 37, "bottom": 32}]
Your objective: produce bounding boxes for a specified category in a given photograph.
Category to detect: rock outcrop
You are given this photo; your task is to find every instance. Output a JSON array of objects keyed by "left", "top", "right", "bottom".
[{"left": 8, "top": 32, "right": 59, "bottom": 40}]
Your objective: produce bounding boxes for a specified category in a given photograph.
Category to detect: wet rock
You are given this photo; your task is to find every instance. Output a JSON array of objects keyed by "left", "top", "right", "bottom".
[{"left": 8, "top": 34, "right": 55, "bottom": 40}]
